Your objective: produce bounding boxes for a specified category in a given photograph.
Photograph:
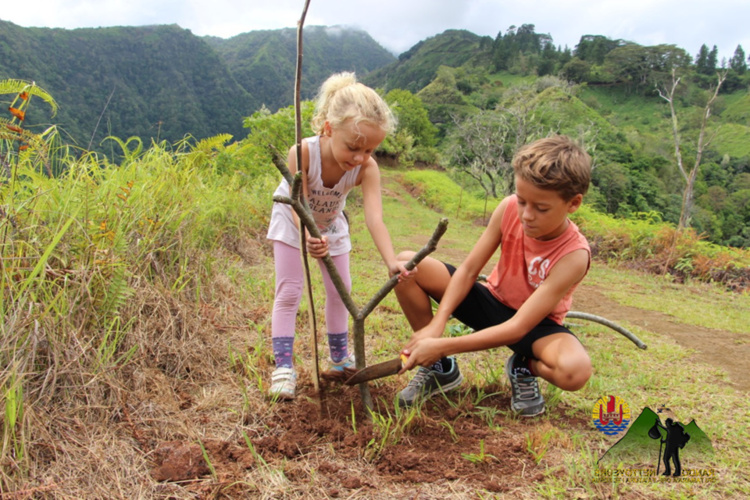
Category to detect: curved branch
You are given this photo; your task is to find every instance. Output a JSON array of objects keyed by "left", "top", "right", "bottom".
[
  {"left": 565, "top": 311, "right": 647, "bottom": 350},
  {"left": 359, "top": 218, "right": 449, "bottom": 319}
]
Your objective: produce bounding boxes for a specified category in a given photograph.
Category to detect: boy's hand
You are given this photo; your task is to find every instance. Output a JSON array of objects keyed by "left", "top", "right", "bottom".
[
  {"left": 399, "top": 338, "right": 443, "bottom": 373},
  {"left": 404, "top": 322, "right": 443, "bottom": 350},
  {"left": 306, "top": 235, "right": 329, "bottom": 258}
]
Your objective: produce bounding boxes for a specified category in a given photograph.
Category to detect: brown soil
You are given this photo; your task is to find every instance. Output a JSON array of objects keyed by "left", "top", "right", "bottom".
[
  {"left": 149, "top": 384, "right": 585, "bottom": 498},
  {"left": 145, "top": 281, "right": 745, "bottom": 498}
]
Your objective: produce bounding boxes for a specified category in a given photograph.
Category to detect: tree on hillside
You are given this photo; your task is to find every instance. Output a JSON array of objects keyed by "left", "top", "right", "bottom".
[
  {"left": 385, "top": 89, "right": 438, "bottom": 148},
  {"left": 560, "top": 57, "right": 592, "bottom": 83},
  {"left": 445, "top": 80, "right": 571, "bottom": 199},
  {"left": 574, "top": 35, "right": 625, "bottom": 64},
  {"left": 604, "top": 44, "right": 691, "bottom": 93},
  {"left": 695, "top": 44, "right": 719, "bottom": 75},
  {"left": 658, "top": 69, "right": 727, "bottom": 229},
  {"left": 416, "top": 66, "right": 470, "bottom": 133},
  {"left": 730, "top": 45, "right": 747, "bottom": 75},
  {"left": 492, "top": 24, "right": 559, "bottom": 75},
  {"left": 445, "top": 110, "right": 516, "bottom": 199}
]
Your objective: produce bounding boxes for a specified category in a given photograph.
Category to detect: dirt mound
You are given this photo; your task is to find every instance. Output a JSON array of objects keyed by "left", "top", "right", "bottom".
[{"left": 148, "top": 382, "right": 588, "bottom": 497}]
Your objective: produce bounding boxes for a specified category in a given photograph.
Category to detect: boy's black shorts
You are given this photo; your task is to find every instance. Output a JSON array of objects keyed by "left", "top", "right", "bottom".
[{"left": 439, "top": 263, "right": 578, "bottom": 359}]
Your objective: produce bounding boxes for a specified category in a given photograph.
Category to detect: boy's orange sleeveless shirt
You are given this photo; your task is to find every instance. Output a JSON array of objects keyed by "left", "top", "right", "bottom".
[{"left": 486, "top": 195, "right": 590, "bottom": 325}]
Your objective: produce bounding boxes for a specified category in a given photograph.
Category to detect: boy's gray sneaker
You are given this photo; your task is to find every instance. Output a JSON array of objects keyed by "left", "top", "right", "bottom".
[
  {"left": 505, "top": 354, "right": 545, "bottom": 417},
  {"left": 397, "top": 357, "right": 463, "bottom": 407}
]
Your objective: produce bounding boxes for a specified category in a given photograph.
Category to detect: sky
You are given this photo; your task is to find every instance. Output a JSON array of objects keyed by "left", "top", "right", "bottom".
[{"left": 3, "top": 0, "right": 749, "bottom": 62}]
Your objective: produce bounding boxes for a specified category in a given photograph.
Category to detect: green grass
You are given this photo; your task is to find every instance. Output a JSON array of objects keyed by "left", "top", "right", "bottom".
[
  {"left": 712, "top": 122, "right": 750, "bottom": 157},
  {"left": 2, "top": 132, "right": 748, "bottom": 497},
  {"left": 585, "top": 265, "right": 750, "bottom": 334},
  {"left": 719, "top": 89, "right": 750, "bottom": 126}
]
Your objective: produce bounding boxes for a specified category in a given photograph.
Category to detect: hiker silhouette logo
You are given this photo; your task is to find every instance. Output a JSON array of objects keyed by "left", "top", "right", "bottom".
[
  {"left": 592, "top": 395, "right": 631, "bottom": 435},
  {"left": 648, "top": 415, "right": 691, "bottom": 476},
  {"left": 596, "top": 404, "right": 716, "bottom": 482}
]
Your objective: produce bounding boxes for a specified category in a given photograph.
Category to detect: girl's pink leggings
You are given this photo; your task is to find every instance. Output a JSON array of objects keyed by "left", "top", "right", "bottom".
[{"left": 271, "top": 240, "right": 352, "bottom": 338}]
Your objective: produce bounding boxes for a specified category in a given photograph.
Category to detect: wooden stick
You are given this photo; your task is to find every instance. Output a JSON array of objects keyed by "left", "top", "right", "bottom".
[{"left": 293, "top": 0, "right": 320, "bottom": 392}]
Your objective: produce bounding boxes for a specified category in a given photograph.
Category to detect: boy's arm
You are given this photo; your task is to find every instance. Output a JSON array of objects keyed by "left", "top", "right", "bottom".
[
  {"left": 428, "top": 197, "right": 508, "bottom": 328},
  {"left": 405, "top": 247, "right": 589, "bottom": 368},
  {"left": 359, "top": 161, "right": 402, "bottom": 276},
  {"left": 402, "top": 198, "right": 508, "bottom": 357}
]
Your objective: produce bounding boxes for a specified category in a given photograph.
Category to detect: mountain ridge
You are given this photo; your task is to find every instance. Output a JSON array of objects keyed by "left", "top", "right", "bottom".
[{"left": 0, "top": 20, "right": 395, "bottom": 148}]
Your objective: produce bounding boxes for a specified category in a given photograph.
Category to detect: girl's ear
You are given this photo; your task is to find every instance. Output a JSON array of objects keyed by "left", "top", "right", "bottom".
[{"left": 323, "top": 121, "right": 332, "bottom": 137}]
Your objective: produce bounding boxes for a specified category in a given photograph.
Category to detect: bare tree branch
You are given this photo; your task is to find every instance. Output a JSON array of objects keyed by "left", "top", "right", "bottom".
[{"left": 658, "top": 68, "right": 726, "bottom": 228}]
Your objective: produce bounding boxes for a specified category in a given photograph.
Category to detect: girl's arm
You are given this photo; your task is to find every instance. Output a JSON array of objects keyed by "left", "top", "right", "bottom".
[{"left": 358, "top": 160, "right": 402, "bottom": 276}]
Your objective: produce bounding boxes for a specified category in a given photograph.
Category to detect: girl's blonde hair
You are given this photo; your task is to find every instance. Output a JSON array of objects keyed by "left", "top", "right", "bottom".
[{"left": 311, "top": 72, "right": 396, "bottom": 136}]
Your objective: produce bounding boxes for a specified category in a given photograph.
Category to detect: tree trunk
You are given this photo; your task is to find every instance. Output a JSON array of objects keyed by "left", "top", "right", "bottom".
[{"left": 659, "top": 69, "right": 726, "bottom": 230}]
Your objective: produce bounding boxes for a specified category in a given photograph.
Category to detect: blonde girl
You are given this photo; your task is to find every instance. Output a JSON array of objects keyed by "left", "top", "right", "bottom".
[{"left": 266, "top": 72, "right": 408, "bottom": 399}]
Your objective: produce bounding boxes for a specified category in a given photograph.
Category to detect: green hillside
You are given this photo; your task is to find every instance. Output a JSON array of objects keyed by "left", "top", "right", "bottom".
[
  {"left": 0, "top": 21, "right": 252, "bottom": 148},
  {"left": 363, "top": 29, "right": 492, "bottom": 92},
  {"left": 0, "top": 21, "right": 395, "bottom": 149},
  {"left": 207, "top": 26, "right": 396, "bottom": 111}
]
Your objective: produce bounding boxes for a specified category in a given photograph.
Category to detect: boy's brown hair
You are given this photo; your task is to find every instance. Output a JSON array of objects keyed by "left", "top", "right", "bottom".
[{"left": 512, "top": 135, "right": 591, "bottom": 201}]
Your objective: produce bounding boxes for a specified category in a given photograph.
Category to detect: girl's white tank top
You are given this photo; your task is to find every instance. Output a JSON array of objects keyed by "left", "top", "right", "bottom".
[{"left": 267, "top": 135, "right": 362, "bottom": 256}]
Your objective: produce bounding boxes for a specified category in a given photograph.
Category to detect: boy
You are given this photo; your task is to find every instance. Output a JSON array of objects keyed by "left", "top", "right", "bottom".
[{"left": 394, "top": 135, "right": 593, "bottom": 416}]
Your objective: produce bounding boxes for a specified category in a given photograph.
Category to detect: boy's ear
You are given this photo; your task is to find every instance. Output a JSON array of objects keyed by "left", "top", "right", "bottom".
[{"left": 567, "top": 194, "right": 583, "bottom": 213}]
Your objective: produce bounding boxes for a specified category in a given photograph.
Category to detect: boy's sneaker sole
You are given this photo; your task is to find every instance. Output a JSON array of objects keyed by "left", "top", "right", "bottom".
[{"left": 397, "top": 357, "right": 463, "bottom": 407}]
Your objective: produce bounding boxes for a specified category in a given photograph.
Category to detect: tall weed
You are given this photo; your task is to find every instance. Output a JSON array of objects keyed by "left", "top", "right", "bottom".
[{"left": 0, "top": 130, "right": 276, "bottom": 487}]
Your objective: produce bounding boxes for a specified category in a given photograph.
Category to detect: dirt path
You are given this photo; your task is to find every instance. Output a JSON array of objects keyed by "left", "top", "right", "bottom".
[{"left": 573, "top": 284, "right": 749, "bottom": 392}]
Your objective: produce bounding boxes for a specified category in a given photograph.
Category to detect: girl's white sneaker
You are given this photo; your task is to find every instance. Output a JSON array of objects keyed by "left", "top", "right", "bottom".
[{"left": 269, "top": 367, "right": 297, "bottom": 400}]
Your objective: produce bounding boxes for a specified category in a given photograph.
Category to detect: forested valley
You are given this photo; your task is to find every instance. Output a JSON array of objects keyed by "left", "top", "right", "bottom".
[{"left": 2, "top": 19, "right": 749, "bottom": 247}]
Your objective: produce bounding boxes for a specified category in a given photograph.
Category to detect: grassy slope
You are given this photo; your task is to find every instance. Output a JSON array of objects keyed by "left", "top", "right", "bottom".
[
  {"left": 581, "top": 85, "right": 750, "bottom": 159},
  {"left": 349, "top": 169, "right": 750, "bottom": 498},
  {"left": 2, "top": 154, "right": 748, "bottom": 497}
]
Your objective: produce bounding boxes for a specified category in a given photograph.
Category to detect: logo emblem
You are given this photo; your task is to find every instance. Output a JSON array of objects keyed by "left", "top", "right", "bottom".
[{"left": 592, "top": 395, "right": 631, "bottom": 435}]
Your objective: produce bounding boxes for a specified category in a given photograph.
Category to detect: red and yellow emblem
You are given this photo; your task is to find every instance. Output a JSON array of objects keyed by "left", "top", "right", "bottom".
[{"left": 592, "top": 395, "right": 631, "bottom": 435}]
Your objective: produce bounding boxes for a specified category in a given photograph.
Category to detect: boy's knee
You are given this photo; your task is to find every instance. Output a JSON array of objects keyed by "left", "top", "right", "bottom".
[
  {"left": 556, "top": 353, "right": 592, "bottom": 391},
  {"left": 396, "top": 250, "right": 416, "bottom": 261}
]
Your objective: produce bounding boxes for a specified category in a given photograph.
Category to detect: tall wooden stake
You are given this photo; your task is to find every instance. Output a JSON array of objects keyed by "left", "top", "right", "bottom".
[
  {"left": 294, "top": 0, "right": 320, "bottom": 392},
  {"left": 279, "top": 0, "right": 448, "bottom": 411}
]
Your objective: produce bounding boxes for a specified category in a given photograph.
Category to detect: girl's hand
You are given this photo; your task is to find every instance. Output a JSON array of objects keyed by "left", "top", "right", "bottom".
[
  {"left": 306, "top": 235, "right": 329, "bottom": 259},
  {"left": 391, "top": 261, "right": 416, "bottom": 284}
]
